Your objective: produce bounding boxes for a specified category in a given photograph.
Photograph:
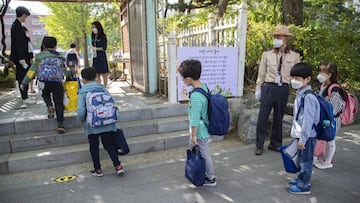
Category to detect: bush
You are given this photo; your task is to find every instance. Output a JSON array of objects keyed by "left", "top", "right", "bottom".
[{"left": 0, "top": 70, "right": 16, "bottom": 88}]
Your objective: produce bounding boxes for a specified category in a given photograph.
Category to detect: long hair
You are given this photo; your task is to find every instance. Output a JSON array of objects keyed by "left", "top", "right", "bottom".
[
  {"left": 91, "top": 21, "right": 106, "bottom": 39},
  {"left": 320, "top": 63, "right": 338, "bottom": 84}
]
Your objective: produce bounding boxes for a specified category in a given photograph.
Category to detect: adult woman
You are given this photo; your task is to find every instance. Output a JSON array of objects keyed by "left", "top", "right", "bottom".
[{"left": 91, "top": 21, "right": 109, "bottom": 88}]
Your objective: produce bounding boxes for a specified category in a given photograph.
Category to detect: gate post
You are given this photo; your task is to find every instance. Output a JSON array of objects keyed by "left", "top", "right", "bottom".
[
  {"left": 167, "top": 32, "right": 177, "bottom": 104},
  {"left": 208, "top": 13, "right": 216, "bottom": 46},
  {"left": 236, "top": 2, "right": 248, "bottom": 97}
]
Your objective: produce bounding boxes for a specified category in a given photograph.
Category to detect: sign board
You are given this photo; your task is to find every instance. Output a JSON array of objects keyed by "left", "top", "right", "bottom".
[{"left": 177, "top": 47, "right": 239, "bottom": 101}]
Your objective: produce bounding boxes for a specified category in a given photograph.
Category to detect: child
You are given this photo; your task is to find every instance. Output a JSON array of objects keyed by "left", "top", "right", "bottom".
[
  {"left": 21, "top": 36, "right": 66, "bottom": 133},
  {"left": 178, "top": 59, "right": 216, "bottom": 187},
  {"left": 288, "top": 63, "right": 320, "bottom": 194},
  {"left": 65, "top": 43, "right": 80, "bottom": 79},
  {"left": 314, "top": 63, "right": 346, "bottom": 169},
  {"left": 77, "top": 68, "right": 124, "bottom": 177}
]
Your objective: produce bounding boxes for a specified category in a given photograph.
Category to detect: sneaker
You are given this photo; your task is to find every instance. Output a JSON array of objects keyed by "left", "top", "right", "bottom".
[
  {"left": 203, "top": 177, "right": 217, "bottom": 187},
  {"left": 315, "top": 162, "right": 333, "bottom": 169},
  {"left": 313, "top": 158, "right": 322, "bottom": 166},
  {"left": 287, "top": 185, "right": 311, "bottom": 195},
  {"left": 115, "top": 165, "right": 125, "bottom": 175},
  {"left": 288, "top": 179, "right": 298, "bottom": 185},
  {"left": 255, "top": 147, "right": 264, "bottom": 155},
  {"left": 90, "top": 169, "right": 104, "bottom": 177},
  {"left": 57, "top": 126, "right": 66, "bottom": 134},
  {"left": 23, "top": 99, "right": 35, "bottom": 105},
  {"left": 48, "top": 106, "right": 55, "bottom": 118}
]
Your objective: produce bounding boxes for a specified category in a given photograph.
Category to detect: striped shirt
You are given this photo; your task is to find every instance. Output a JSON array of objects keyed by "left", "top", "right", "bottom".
[
  {"left": 291, "top": 85, "right": 320, "bottom": 145},
  {"left": 188, "top": 83, "right": 210, "bottom": 139},
  {"left": 319, "top": 84, "right": 346, "bottom": 133}
]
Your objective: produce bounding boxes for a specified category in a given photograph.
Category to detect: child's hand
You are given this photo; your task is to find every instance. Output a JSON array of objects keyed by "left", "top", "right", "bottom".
[
  {"left": 192, "top": 136, "right": 198, "bottom": 146},
  {"left": 298, "top": 143, "right": 305, "bottom": 150}
]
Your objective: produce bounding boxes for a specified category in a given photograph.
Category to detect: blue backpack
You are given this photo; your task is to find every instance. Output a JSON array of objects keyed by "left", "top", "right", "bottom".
[
  {"left": 86, "top": 91, "right": 119, "bottom": 127},
  {"left": 296, "top": 90, "right": 336, "bottom": 141},
  {"left": 66, "top": 53, "right": 78, "bottom": 67},
  {"left": 37, "top": 57, "right": 64, "bottom": 82},
  {"left": 191, "top": 86, "right": 230, "bottom": 136}
]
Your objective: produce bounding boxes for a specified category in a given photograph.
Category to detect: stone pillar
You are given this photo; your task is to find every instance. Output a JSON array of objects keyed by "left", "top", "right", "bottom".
[
  {"left": 236, "top": 2, "right": 248, "bottom": 97},
  {"left": 167, "top": 32, "right": 177, "bottom": 104}
]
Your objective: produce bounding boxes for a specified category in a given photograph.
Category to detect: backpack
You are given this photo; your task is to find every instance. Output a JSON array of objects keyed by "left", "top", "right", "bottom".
[
  {"left": 328, "top": 84, "right": 358, "bottom": 125},
  {"left": 37, "top": 56, "right": 64, "bottom": 82},
  {"left": 296, "top": 90, "right": 336, "bottom": 141},
  {"left": 190, "top": 86, "right": 230, "bottom": 136},
  {"left": 66, "top": 53, "right": 78, "bottom": 67},
  {"left": 86, "top": 91, "right": 119, "bottom": 127}
]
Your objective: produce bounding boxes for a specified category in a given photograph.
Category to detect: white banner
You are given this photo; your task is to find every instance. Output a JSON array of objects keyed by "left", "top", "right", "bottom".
[{"left": 177, "top": 47, "right": 239, "bottom": 101}]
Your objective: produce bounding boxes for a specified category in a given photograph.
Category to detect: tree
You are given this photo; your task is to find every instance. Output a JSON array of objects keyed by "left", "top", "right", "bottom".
[
  {"left": 43, "top": 2, "right": 93, "bottom": 67},
  {"left": 282, "top": 0, "right": 303, "bottom": 25},
  {"left": 42, "top": 2, "right": 121, "bottom": 68}
]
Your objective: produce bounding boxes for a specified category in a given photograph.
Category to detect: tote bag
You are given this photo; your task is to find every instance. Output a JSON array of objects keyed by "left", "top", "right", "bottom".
[
  {"left": 113, "top": 129, "right": 130, "bottom": 155},
  {"left": 280, "top": 139, "right": 300, "bottom": 173},
  {"left": 185, "top": 145, "right": 206, "bottom": 186}
]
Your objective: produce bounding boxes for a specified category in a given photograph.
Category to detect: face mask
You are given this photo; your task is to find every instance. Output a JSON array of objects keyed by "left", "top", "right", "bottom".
[
  {"left": 317, "top": 74, "right": 326, "bottom": 83},
  {"left": 273, "top": 39, "right": 284, "bottom": 48},
  {"left": 291, "top": 79, "right": 303, "bottom": 89},
  {"left": 92, "top": 28, "right": 98, "bottom": 34}
]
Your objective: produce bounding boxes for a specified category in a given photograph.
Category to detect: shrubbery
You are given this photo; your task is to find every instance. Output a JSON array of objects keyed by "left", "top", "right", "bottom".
[{"left": 0, "top": 70, "right": 16, "bottom": 88}]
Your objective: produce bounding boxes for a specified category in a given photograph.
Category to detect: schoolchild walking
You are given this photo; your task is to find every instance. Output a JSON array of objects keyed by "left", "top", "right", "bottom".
[
  {"left": 314, "top": 63, "right": 346, "bottom": 169},
  {"left": 21, "top": 36, "right": 66, "bottom": 133},
  {"left": 178, "top": 59, "right": 216, "bottom": 186},
  {"left": 288, "top": 63, "right": 320, "bottom": 194},
  {"left": 77, "top": 68, "right": 124, "bottom": 177}
]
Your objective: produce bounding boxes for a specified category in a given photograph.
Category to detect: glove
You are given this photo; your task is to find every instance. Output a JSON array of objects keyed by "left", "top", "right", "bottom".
[
  {"left": 255, "top": 88, "right": 261, "bottom": 101},
  {"left": 19, "top": 59, "right": 28, "bottom": 69}
]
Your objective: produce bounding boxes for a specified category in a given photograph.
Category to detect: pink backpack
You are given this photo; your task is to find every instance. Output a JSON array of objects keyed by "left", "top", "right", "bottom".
[{"left": 328, "top": 84, "right": 359, "bottom": 125}]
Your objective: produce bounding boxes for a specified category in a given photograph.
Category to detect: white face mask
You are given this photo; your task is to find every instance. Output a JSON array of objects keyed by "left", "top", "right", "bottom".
[
  {"left": 273, "top": 39, "right": 284, "bottom": 48},
  {"left": 291, "top": 79, "right": 303, "bottom": 89},
  {"left": 317, "top": 74, "right": 326, "bottom": 83},
  {"left": 92, "top": 28, "right": 98, "bottom": 34}
]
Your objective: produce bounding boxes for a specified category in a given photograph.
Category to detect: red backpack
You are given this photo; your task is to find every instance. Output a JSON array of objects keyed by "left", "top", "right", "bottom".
[{"left": 328, "top": 84, "right": 358, "bottom": 125}]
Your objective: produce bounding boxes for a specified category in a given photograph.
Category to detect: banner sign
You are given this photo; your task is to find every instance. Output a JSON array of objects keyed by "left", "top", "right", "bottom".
[{"left": 177, "top": 47, "right": 239, "bottom": 101}]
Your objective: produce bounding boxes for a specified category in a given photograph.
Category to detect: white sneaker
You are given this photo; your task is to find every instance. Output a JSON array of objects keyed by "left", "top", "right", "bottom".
[
  {"left": 313, "top": 158, "right": 322, "bottom": 166},
  {"left": 24, "top": 98, "right": 36, "bottom": 104},
  {"left": 315, "top": 162, "right": 333, "bottom": 169}
]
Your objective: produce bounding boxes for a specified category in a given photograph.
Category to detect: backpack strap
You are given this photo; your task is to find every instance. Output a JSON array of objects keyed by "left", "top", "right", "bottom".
[
  {"left": 296, "top": 89, "right": 314, "bottom": 121},
  {"left": 190, "top": 85, "right": 210, "bottom": 100}
]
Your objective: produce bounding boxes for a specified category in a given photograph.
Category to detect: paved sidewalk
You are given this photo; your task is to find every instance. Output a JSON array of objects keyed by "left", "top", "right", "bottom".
[
  {"left": 0, "top": 124, "right": 359, "bottom": 203},
  {"left": 0, "top": 80, "right": 167, "bottom": 121}
]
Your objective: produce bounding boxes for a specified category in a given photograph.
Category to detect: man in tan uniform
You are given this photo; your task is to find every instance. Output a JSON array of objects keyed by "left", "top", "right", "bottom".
[{"left": 255, "top": 25, "right": 301, "bottom": 155}]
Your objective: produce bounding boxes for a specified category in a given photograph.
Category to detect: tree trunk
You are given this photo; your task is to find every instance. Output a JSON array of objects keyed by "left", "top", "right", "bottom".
[
  {"left": 282, "top": 0, "right": 303, "bottom": 26},
  {"left": 83, "top": 32, "right": 89, "bottom": 68},
  {"left": 217, "top": 0, "right": 228, "bottom": 18}
]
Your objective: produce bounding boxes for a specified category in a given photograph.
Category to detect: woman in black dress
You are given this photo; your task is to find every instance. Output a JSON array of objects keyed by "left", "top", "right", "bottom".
[{"left": 91, "top": 21, "right": 109, "bottom": 88}]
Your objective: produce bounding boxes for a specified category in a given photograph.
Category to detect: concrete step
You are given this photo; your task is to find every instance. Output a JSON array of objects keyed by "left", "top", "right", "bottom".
[
  {"left": 1, "top": 130, "right": 192, "bottom": 173},
  {"left": 0, "top": 116, "right": 189, "bottom": 154},
  {"left": 0, "top": 104, "right": 187, "bottom": 136}
]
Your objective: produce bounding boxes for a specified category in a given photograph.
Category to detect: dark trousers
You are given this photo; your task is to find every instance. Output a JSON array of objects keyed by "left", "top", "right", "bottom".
[
  {"left": 256, "top": 83, "right": 289, "bottom": 149},
  {"left": 88, "top": 131, "right": 121, "bottom": 170},
  {"left": 17, "top": 80, "right": 28, "bottom": 100},
  {"left": 42, "top": 82, "right": 64, "bottom": 125}
]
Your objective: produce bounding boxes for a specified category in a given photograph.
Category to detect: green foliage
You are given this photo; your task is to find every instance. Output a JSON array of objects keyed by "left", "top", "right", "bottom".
[
  {"left": 163, "top": 0, "right": 359, "bottom": 90},
  {"left": 42, "top": 2, "right": 121, "bottom": 54},
  {"left": 0, "top": 70, "right": 15, "bottom": 88}
]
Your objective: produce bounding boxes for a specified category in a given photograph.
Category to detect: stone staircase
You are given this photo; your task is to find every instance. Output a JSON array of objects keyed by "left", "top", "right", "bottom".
[{"left": 0, "top": 104, "right": 220, "bottom": 174}]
